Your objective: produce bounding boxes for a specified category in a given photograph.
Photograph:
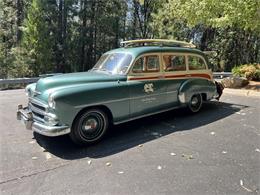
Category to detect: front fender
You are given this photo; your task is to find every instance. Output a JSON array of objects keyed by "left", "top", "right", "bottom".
[
  {"left": 51, "top": 82, "right": 129, "bottom": 126},
  {"left": 178, "top": 78, "right": 217, "bottom": 104}
]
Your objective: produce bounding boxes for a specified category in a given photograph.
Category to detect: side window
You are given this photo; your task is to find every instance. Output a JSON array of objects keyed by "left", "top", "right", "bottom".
[
  {"left": 163, "top": 55, "right": 186, "bottom": 71},
  {"left": 132, "top": 55, "right": 160, "bottom": 73},
  {"left": 132, "top": 57, "right": 144, "bottom": 73},
  {"left": 188, "top": 56, "right": 207, "bottom": 70}
]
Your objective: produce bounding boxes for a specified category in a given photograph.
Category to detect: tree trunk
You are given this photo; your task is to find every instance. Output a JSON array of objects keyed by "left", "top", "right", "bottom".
[
  {"left": 16, "top": 0, "right": 23, "bottom": 44},
  {"left": 86, "top": 0, "right": 96, "bottom": 70},
  {"left": 80, "top": 0, "right": 87, "bottom": 71},
  {"left": 56, "top": 0, "right": 65, "bottom": 73}
]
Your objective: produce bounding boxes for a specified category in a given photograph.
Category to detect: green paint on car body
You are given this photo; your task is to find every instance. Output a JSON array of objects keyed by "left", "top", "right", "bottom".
[{"left": 23, "top": 44, "right": 219, "bottom": 137}]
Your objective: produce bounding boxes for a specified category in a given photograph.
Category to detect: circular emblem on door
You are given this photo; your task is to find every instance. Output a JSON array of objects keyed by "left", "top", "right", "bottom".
[{"left": 144, "top": 83, "right": 154, "bottom": 93}]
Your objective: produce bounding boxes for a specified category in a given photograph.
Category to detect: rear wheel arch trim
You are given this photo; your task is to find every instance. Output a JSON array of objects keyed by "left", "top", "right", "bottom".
[{"left": 178, "top": 78, "right": 210, "bottom": 103}]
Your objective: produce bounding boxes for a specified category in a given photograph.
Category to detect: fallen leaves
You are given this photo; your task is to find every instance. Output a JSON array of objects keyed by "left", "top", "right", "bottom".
[
  {"left": 181, "top": 154, "right": 194, "bottom": 160},
  {"left": 45, "top": 153, "right": 52, "bottom": 160},
  {"left": 235, "top": 112, "right": 246, "bottom": 116},
  {"left": 31, "top": 157, "right": 38, "bottom": 160},
  {"left": 210, "top": 131, "right": 216, "bottom": 135},
  {"left": 106, "top": 162, "right": 111, "bottom": 167},
  {"left": 39, "top": 146, "right": 47, "bottom": 152},
  {"left": 240, "top": 179, "right": 253, "bottom": 192}
]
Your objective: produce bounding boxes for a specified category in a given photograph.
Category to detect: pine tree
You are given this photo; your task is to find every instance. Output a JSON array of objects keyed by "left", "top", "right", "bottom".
[{"left": 22, "top": 0, "right": 55, "bottom": 76}]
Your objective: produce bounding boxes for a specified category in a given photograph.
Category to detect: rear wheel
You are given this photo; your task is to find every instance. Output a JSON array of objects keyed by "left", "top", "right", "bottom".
[
  {"left": 70, "top": 109, "right": 109, "bottom": 145},
  {"left": 187, "top": 94, "right": 203, "bottom": 113}
]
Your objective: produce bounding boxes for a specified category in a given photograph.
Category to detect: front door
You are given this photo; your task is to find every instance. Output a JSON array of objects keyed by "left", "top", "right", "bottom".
[{"left": 128, "top": 54, "right": 168, "bottom": 118}]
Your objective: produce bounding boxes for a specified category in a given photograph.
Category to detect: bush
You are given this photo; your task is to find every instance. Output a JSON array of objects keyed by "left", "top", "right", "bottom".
[{"left": 232, "top": 64, "right": 260, "bottom": 81}]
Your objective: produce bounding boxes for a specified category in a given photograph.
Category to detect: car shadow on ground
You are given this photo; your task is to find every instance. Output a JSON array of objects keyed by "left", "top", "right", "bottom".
[{"left": 34, "top": 101, "right": 248, "bottom": 160}]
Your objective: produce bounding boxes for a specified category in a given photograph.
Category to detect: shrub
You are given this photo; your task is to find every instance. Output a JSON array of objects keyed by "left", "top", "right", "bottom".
[{"left": 232, "top": 64, "right": 260, "bottom": 81}]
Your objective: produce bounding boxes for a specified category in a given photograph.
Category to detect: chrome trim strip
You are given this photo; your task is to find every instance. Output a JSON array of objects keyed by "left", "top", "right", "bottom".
[
  {"left": 130, "top": 91, "right": 177, "bottom": 100},
  {"left": 32, "top": 113, "right": 45, "bottom": 123},
  {"left": 127, "top": 76, "right": 211, "bottom": 82},
  {"left": 114, "top": 105, "right": 185, "bottom": 125},
  {"left": 29, "top": 103, "right": 46, "bottom": 115},
  {"left": 166, "top": 90, "right": 178, "bottom": 94},
  {"left": 75, "top": 90, "right": 178, "bottom": 108},
  {"left": 32, "top": 90, "right": 41, "bottom": 96},
  {"left": 29, "top": 97, "right": 48, "bottom": 108},
  {"left": 75, "top": 98, "right": 130, "bottom": 108}
]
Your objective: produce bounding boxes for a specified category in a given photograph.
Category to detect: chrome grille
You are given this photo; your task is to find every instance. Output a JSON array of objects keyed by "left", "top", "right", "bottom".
[
  {"left": 31, "top": 102, "right": 45, "bottom": 111},
  {"left": 28, "top": 98, "right": 48, "bottom": 123}
]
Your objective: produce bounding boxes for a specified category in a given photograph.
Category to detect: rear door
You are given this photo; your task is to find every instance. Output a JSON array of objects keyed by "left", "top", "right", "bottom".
[{"left": 162, "top": 53, "right": 188, "bottom": 106}]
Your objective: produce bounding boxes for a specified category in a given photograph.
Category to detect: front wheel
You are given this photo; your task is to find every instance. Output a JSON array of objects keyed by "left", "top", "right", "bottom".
[
  {"left": 70, "top": 109, "right": 109, "bottom": 145},
  {"left": 187, "top": 94, "right": 203, "bottom": 113}
]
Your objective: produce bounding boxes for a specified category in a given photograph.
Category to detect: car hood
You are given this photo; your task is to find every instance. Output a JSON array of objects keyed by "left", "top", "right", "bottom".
[{"left": 35, "top": 71, "right": 127, "bottom": 92}]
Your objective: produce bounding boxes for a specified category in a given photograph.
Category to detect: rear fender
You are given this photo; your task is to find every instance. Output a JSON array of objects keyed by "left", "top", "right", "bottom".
[{"left": 178, "top": 78, "right": 217, "bottom": 104}]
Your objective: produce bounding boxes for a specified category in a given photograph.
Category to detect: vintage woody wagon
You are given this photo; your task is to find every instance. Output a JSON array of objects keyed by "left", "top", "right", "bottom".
[{"left": 17, "top": 39, "right": 223, "bottom": 145}]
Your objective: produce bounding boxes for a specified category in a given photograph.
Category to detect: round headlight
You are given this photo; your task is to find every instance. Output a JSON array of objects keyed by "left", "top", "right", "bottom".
[{"left": 48, "top": 94, "right": 56, "bottom": 109}]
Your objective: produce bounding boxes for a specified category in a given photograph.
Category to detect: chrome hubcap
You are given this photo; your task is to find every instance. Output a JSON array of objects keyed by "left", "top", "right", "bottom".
[
  {"left": 83, "top": 118, "right": 98, "bottom": 131},
  {"left": 79, "top": 111, "right": 105, "bottom": 141},
  {"left": 189, "top": 94, "right": 202, "bottom": 112},
  {"left": 191, "top": 97, "right": 199, "bottom": 105}
]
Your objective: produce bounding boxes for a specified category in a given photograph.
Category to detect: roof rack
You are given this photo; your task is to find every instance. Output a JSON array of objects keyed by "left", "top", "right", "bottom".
[{"left": 120, "top": 39, "right": 196, "bottom": 48}]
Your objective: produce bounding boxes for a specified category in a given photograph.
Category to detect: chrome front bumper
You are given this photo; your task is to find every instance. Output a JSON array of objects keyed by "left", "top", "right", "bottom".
[{"left": 17, "top": 105, "right": 70, "bottom": 137}]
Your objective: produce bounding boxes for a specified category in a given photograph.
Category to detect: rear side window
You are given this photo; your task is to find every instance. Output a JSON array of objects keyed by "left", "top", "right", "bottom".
[
  {"left": 163, "top": 55, "right": 186, "bottom": 71},
  {"left": 188, "top": 56, "right": 207, "bottom": 70},
  {"left": 132, "top": 55, "right": 160, "bottom": 73}
]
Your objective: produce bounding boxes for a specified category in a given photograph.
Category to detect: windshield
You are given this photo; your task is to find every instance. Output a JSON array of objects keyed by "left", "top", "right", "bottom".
[{"left": 92, "top": 53, "right": 132, "bottom": 74}]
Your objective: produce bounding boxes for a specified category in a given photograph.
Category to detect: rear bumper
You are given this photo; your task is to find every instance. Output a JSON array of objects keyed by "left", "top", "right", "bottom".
[{"left": 17, "top": 105, "right": 70, "bottom": 137}]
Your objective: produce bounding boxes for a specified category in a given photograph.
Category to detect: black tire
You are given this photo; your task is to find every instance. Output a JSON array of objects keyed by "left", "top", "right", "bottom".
[
  {"left": 70, "top": 108, "right": 109, "bottom": 145},
  {"left": 187, "top": 94, "right": 203, "bottom": 113}
]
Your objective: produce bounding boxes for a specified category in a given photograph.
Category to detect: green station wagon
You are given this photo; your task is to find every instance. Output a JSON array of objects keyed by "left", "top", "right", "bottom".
[{"left": 17, "top": 39, "right": 223, "bottom": 145}]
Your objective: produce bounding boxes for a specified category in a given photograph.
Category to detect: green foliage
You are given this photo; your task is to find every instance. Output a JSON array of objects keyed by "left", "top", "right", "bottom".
[
  {"left": 22, "top": 0, "right": 55, "bottom": 76},
  {"left": 8, "top": 47, "right": 33, "bottom": 77},
  {"left": 0, "top": 0, "right": 17, "bottom": 78},
  {"left": 152, "top": 0, "right": 260, "bottom": 71},
  {"left": 161, "top": 0, "right": 260, "bottom": 32},
  {"left": 232, "top": 64, "right": 260, "bottom": 81},
  {"left": 0, "top": 0, "right": 34, "bottom": 78}
]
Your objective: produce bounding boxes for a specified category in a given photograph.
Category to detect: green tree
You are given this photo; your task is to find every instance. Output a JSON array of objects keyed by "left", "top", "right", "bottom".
[
  {"left": 152, "top": 0, "right": 260, "bottom": 71},
  {"left": 22, "top": 0, "right": 55, "bottom": 76},
  {"left": 160, "top": 0, "right": 260, "bottom": 32},
  {"left": 0, "top": 0, "right": 17, "bottom": 78}
]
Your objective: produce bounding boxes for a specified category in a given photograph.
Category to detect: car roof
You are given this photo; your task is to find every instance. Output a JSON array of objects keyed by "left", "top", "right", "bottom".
[{"left": 106, "top": 46, "right": 206, "bottom": 59}]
